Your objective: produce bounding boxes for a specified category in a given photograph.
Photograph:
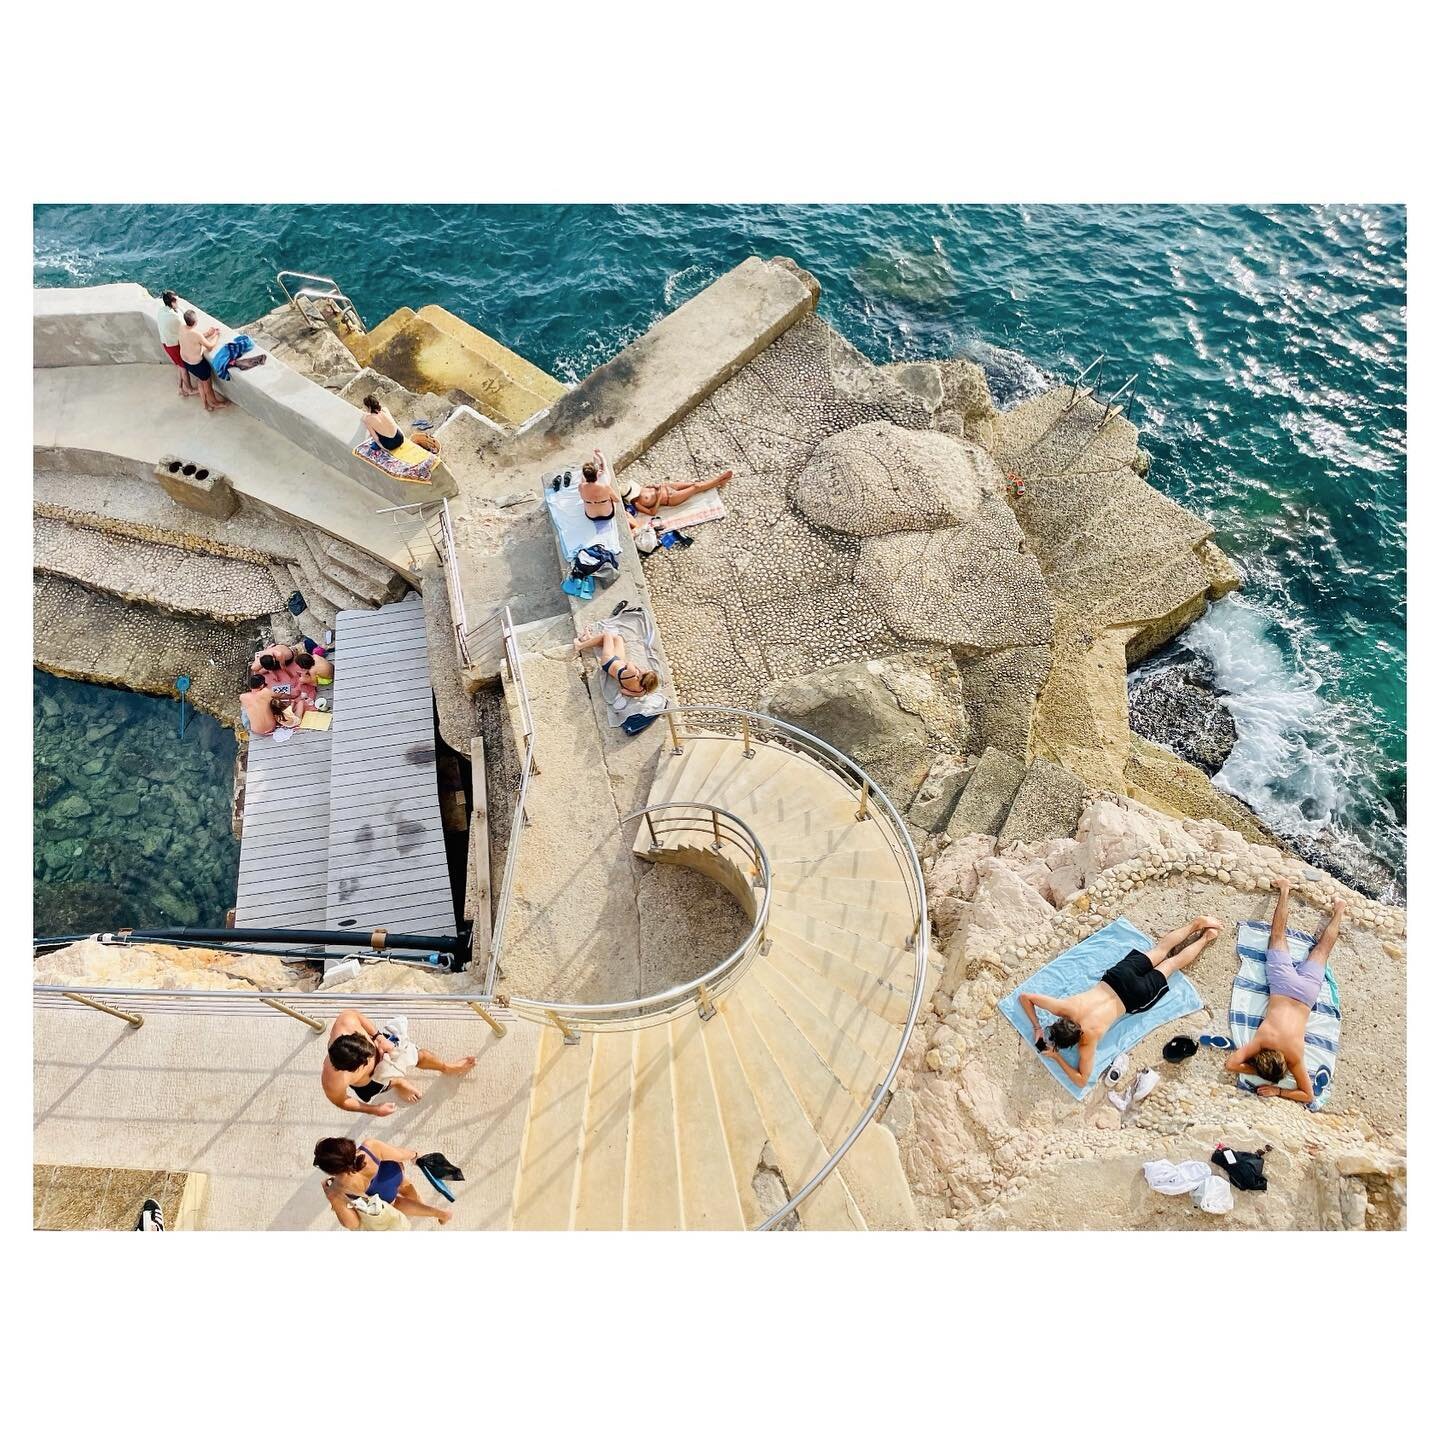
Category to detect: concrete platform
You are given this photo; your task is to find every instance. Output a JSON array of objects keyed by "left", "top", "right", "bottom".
[
  {"left": 33, "top": 1008, "right": 540, "bottom": 1230},
  {"left": 34, "top": 365, "right": 430, "bottom": 573}
]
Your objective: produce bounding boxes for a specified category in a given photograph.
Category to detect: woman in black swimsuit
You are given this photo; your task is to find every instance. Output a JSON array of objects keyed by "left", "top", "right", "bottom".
[
  {"left": 362, "top": 394, "right": 405, "bottom": 452},
  {"left": 578, "top": 450, "right": 622, "bottom": 521}
]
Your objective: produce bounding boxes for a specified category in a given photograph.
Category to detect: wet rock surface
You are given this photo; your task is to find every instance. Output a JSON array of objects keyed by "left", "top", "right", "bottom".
[
  {"left": 1127, "top": 648, "right": 1237, "bottom": 775},
  {"left": 33, "top": 670, "right": 240, "bottom": 936}
]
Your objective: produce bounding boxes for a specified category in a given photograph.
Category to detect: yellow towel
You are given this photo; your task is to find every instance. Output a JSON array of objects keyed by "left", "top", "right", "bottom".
[
  {"left": 300, "top": 709, "right": 333, "bottom": 731},
  {"left": 389, "top": 438, "right": 435, "bottom": 467}
]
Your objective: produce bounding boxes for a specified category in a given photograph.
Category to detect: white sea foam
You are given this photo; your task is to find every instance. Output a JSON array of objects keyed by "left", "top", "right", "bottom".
[{"left": 1184, "top": 595, "right": 1346, "bottom": 839}]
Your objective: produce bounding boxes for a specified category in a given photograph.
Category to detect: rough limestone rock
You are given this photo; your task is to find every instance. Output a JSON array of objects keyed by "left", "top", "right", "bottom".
[
  {"left": 947, "top": 746, "right": 1028, "bottom": 839},
  {"left": 879, "top": 362, "right": 945, "bottom": 414},
  {"left": 937, "top": 358, "right": 997, "bottom": 425},
  {"left": 926, "top": 834, "right": 998, "bottom": 947},
  {"left": 855, "top": 496, "right": 1055, "bottom": 653},
  {"left": 760, "top": 652, "right": 966, "bottom": 809},
  {"left": 957, "top": 644, "right": 1052, "bottom": 758},
  {"left": 909, "top": 754, "right": 975, "bottom": 832},
  {"left": 963, "top": 858, "right": 1056, "bottom": 959},
  {"left": 792, "top": 422, "right": 998, "bottom": 537},
  {"left": 998, "top": 757, "right": 1087, "bottom": 846},
  {"left": 1072, "top": 797, "right": 1202, "bottom": 884},
  {"left": 1125, "top": 735, "right": 1276, "bottom": 847}
]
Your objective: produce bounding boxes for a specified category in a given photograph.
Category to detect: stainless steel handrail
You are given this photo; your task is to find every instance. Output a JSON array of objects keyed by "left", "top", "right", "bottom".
[
  {"left": 500, "top": 802, "right": 772, "bottom": 1031},
  {"left": 275, "top": 270, "right": 366, "bottom": 335},
  {"left": 482, "top": 608, "right": 537, "bottom": 995},
  {"left": 1099, "top": 373, "right": 1140, "bottom": 424},
  {"left": 646, "top": 707, "right": 929, "bottom": 1231}
]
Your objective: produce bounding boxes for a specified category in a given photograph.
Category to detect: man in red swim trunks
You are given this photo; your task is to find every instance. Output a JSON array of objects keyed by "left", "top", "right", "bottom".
[{"left": 156, "top": 289, "right": 198, "bottom": 398}]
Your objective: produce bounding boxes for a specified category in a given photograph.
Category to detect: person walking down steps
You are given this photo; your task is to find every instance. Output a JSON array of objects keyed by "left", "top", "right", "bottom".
[{"left": 321, "top": 1009, "right": 476, "bottom": 1117}]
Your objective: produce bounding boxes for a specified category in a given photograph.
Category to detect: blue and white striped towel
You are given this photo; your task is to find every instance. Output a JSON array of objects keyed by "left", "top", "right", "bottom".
[{"left": 1230, "top": 919, "right": 1341, "bottom": 1110}]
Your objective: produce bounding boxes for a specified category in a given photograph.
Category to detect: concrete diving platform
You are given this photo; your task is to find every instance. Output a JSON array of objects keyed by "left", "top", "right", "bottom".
[{"left": 234, "top": 594, "right": 456, "bottom": 949}]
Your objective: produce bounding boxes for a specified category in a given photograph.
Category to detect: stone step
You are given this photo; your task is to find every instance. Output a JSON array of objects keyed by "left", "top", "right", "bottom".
[
  {"left": 571, "top": 1029, "right": 635, "bottom": 1231},
  {"left": 266, "top": 563, "right": 334, "bottom": 636},
  {"left": 946, "top": 745, "right": 1029, "bottom": 839},
  {"left": 285, "top": 551, "right": 369, "bottom": 622},
  {"left": 997, "top": 755, "right": 1088, "bottom": 846},
  {"left": 34, "top": 515, "right": 283, "bottom": 623},
  {"left": 297, "top": 528, "right": 398, "bottom": 608},
  {"left": 510, "top": 1024, "right": 593, "bottom": 1229},
  {"left": 625, "top": 1024, "right": 684, "bottom": 1229}
]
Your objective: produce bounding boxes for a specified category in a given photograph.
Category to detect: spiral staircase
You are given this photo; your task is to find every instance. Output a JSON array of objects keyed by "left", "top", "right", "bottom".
[{"left": 498, "top": 709, "right": 932, "bottom": 1231}]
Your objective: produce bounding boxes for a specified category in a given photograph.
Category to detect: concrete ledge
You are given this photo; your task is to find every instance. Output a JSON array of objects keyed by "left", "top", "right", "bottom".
[
  {"left": 33, "top": 283, "right": 165, "bottom": 367},
  {"left": 34, "top": 286, "right": 457, "bottom": 507}
]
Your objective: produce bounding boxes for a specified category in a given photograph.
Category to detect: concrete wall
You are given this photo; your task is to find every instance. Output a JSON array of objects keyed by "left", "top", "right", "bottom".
[
  {"left": 33, "top": 286, "right": 456, "bottom": 505},
  {"left": 33, "top": 283, "right": 165, "bottom": 367}
]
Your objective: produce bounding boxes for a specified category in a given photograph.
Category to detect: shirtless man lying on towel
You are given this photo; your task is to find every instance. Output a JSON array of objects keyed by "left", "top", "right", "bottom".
[
  {"left": 1018, "top": 918, "right": 1222, "bottom": 1089},
  {"left": 1222, "top": 879, "right": 1343, "bottom": 1104}
]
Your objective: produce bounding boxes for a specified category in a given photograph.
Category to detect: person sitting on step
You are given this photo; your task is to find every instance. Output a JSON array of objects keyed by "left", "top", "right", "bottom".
[
  {"left": 239, "top": 674, "right": 277, "bottom": 736},
  {"left": 1221, "top": 878, "right": 1343, "bottom": 1104},
  {"left": 1018, "top": 917, "right": 1223, "bottom": 1090},
  {"left": 322, "top": 1008, "right": 476, "bottom": 1116},
  {"left": 294, "top": 650, "right": 333, "bottom": 687},
  {"left": 360, "top": 394, "right": 405, "bottom": 452},
  {"left": 579, "top": 448, "right": 626, "bottom": 522},
  {"left": 573, "top": 627, "right": 659, "bottom": 697}
]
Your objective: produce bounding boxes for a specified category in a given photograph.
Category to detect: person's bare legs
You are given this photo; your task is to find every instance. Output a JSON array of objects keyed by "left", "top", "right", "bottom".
[
  {"left": 663, "top": 470, "right": 732, "bottom": 506},
  {"left": 1146, "top": 917, "right": 1222, "bottom": 965},
  {"left": 177, "top": 366, "right": 197, "bottom": 398},
  {"left": 1269, "top": 877, "right": 1292, "bottom": 950},
  {"left": 394, "top": 1181, "right": 451, "bottom": 1224},
  {"left": 416, "top": 1048, "right": 477, "bottom": 1077},
  {"left": 200, "top": 377, "right": 230, "bottom": 411},
  {"left": 1307, "top": 898, "right": 1346, "bottom": 968},
  {"left": 1155, "top": 925, "right": 1221, "bottom": 979}
]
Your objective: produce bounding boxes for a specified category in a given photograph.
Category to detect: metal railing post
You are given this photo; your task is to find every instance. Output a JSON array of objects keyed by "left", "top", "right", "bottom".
[
  {"left": 468, "top": 1001, "right": 507, "bottom": 1037},
  {"left": 257, "top": 997, "right": 326, "bottom": 1033},
  {"left": 665, "top": 711, "right": 684, "bottom": 756},
  {"left": 741, "top": 715, "right": 755, "bottom": 759},
  {"left": 63, "top": 991, "right": 143, "bottom": 1027},
  {"left": 645, "top": 812, "right": 660, "bottom": 850},
  {"left": 697, "top": 982, "right": 717, "bottom": 1022},
  {"left": 855, "top": 778, "right": 871, "bottom": 822},
  {"left": 545, "top": 1010, "right": 580, "bottom": 1046},
  {"left": 711, "top": 809, "right": 723, "bottom": 851}
]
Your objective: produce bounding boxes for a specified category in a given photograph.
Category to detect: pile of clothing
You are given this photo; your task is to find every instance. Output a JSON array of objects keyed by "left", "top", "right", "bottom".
[{"left": 1142, "top": 1143, "right": 1272, "bottom": 1216}]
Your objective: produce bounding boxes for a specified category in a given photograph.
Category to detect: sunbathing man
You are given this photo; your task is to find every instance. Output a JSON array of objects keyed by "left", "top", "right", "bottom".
[
  {"left": 177, "top": 309, "right": 230, "bottom": 412},
  {"left": 239, "top": 674, "right": 277, "bottom": 736},
  {"left": 1019, "top": 917, "right": 1222, "bottom": 1090},
  {"left": 322, "top": 1008, "right": 477, "bottom": 1116},
  {"left": 574, "top": 628, "right": 659, "bottom": 696},
  {"left": 629, "top": 468, "right": 732, "bottom": 523},
  {"left": 1222, "top": 879, "right": 1342, "bottom": 1104}
]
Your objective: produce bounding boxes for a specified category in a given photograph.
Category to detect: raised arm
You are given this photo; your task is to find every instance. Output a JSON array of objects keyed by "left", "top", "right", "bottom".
[
  {"left": 1224, "top": 1038, "right": 1263, "bottom": 1075},
  {"left": 1048, "top": 1035, "right": 1096, "bottom": 1089},
  {"left": 361, "top": 1136, "right": 418, "bottom": 1165}
]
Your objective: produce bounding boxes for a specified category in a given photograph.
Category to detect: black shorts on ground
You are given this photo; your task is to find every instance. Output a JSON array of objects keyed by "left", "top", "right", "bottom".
[{"left": 1100, "top": 948, "right": 1169, "bottom": 1014}]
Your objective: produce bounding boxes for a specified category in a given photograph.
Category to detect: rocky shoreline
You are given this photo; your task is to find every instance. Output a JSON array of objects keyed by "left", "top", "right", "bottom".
[{"left": 1127, "top": 643, "right": 1401, "bottom": 903}]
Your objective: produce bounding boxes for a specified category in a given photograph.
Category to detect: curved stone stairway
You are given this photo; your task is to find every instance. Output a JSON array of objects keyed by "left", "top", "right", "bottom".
[{"left": 505, "top": 726, "right": 930, "bottom": 1231}]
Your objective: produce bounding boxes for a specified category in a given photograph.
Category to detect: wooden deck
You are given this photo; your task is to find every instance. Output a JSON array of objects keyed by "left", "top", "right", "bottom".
[{"left": 235, "top": 594, "right": 457, "bottom": 944}]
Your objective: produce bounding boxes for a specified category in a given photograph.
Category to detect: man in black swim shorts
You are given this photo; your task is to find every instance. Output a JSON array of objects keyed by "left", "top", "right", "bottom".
[
  {"left": 177, "top": 307, "right": 231, "bottom": 413},
  {"left": 1018, "top": 917, "right": 1222, "bottom": 1091}
]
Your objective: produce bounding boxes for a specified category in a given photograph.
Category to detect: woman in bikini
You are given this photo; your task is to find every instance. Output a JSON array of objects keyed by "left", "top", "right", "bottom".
[
  {"left": 361, "top": 394, "right": 405, "bottom": 452},
  {"left": 628, "top": 468, "right": 732, "bottom": 522},
  {"left": 313, "top": 1136, "right": 452, "bottom": 1228},
  {"left": 574, "top": 629, "right": 659, "bottom": 695},
  {"left": 579, "top": 449, "right": 624, "bottom": 522}
]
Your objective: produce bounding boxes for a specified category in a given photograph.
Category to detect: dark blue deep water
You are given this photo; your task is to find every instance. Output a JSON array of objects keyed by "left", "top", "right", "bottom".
[{"left": 33, "top": 204, "right": 1406, "bottom": 888}]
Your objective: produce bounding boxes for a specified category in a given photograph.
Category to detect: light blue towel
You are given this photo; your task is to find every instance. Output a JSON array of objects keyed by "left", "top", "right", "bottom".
[
  {"left": 1230, "top": 919, "right": 1341, "bottom": 1111},
  {"left": 999, "top": 917, "right": 1204, "bottom": 1099},
  {"left": 543, "top": 467, "right": 622, "bottom": 563}
]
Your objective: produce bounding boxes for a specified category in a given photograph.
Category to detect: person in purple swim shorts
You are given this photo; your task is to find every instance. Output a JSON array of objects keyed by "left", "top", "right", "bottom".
[{"left": 1225, "top": 878, "right": 1345, "bottom": 1104}]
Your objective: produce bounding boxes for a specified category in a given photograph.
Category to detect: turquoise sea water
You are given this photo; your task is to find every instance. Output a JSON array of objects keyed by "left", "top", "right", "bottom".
[{"left": 33, "top": 204, "right": 1406, "bottom": 889}]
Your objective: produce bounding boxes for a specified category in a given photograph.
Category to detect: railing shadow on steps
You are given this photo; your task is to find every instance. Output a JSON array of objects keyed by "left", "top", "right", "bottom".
[{"left": 479, "top": 703, "right": 931, "bottom": 1231}]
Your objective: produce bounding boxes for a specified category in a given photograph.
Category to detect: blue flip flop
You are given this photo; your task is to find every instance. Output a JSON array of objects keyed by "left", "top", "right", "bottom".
[
  {"left": 417, "top": 1161, "right": 455, "bottom": 1203},
  {"left": 1199, "top": 1033, "right": 1235, "bottom": 1051}
]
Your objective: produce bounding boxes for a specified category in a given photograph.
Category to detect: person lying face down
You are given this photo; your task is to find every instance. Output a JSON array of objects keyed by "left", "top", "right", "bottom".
[
  {"left": 1222, "top": 878, "right": 1344, "bottom": 1104},
  {"left": 1018, "top": 917, "right": 1223, "bottom": 1090}
]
